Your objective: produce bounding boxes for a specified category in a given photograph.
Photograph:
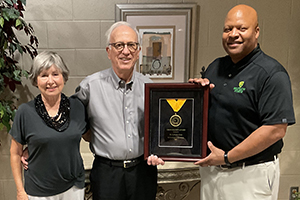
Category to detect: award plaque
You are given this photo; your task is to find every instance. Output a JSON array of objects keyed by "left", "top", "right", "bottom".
[{"left": 144, "top": 83, "right": 209, "bottom": 162}]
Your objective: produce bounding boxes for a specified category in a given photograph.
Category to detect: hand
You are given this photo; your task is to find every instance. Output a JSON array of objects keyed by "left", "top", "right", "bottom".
[
  {"left": 194, "top": 141, "right": 225, "bottom": 167},
  {"left": 21, "top": 147, "right": 29, "bottom": 170},
  {"left": 17, "top": 190, "right": 28, "bottom": 200},
  {"left": 82, "top": 129, "right": 91, "bottom": 142},
  {"left": 188, "top": 78, "right": 215, "bottom": 89},
  {"left": 147, "top": 155, "right": 165, "bottom": 166}
]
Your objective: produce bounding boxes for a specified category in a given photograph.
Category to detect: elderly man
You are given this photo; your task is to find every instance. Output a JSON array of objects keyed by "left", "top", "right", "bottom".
[
  {"left": 75, "top": 21, "right": 164, "bottom": 200},
  {"left": 190, "top": 4, "right": 295, "bottom": 200}
]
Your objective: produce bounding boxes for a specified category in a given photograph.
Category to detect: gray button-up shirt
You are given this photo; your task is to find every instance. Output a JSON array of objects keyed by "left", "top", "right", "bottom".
[{"left": 75, "top": 68, "right": 153, "bottom": 160}]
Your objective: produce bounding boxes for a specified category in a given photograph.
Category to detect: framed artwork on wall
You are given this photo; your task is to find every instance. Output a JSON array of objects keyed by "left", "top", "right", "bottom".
[
  {"left": 115, "top": 3, "right": 197, "bottom": 82},
  {"left": 137, "top": 26, "right": 175, "bottom": 80}
]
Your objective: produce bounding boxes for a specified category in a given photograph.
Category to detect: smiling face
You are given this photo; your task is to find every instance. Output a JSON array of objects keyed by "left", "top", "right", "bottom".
[
  {"left": 37, "top": 65, "right": 64, "bottom": 99},
  {"left": 106, "top": 25, "right": 140, "bottom": 82},
  {"left": 222, "top": 5, "right": 260, "bottom": 63}
]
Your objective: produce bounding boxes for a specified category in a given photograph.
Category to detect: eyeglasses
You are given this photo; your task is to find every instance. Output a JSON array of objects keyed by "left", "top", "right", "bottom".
[{"left": 109, "top": 42, "right": 139, "bottom": 52}]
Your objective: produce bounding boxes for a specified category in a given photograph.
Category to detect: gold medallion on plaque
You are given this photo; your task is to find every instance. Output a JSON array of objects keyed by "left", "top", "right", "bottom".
[{"left": 166, "top": 99, "right": 186, "bottom": 127}]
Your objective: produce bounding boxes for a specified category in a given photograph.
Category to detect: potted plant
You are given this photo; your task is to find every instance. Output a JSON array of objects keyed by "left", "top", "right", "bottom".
[{"left": 0, "top": 0, "right": 38, "bottom": 132}]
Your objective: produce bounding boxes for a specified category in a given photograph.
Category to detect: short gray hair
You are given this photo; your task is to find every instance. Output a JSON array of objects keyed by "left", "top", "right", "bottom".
[
  {"left": 29, "top": 51, "right": 69, "bottom": 86},
  {"left": 105, "top": 21, "right": 140, "bottom": 46}
]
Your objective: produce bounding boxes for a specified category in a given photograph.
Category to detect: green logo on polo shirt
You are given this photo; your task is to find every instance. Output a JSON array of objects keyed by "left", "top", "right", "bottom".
[{"left": 233, "top": 81, "right": 246, "bottom": 93}]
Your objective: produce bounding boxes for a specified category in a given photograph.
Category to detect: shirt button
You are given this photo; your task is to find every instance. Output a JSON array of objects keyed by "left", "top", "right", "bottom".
[
  {"left": 228, "top": 74, "right": 232, "bottom": 77},
  {"left": 126, "top": 121, "right": 129, "bottom": 124},
  {"left": 125, "top": 107, "right": 128, "bottom": 110},
  {"left": 224, "top": 83, "right": 227, "bottom": 86},
  {"left": 129, "top": 149, "right": 132, "bottom": 152},
  {"left": 128, "top": 135, "right": 131, "bottom": 138}
]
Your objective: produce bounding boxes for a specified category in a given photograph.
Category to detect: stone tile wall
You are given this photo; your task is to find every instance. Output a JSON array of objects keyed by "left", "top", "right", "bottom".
[{"left": 1, "top": 0, "right": 299, "bottom": 199}]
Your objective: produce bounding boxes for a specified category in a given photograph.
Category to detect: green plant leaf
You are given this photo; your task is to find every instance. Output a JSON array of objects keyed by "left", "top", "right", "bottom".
[
  {"left": 0, "top": 58, "right": 4, "bottom": 69},
  {"left": 15, "top": 18, "right": 22, "bottom": 27},
  {"left": 3, "top": 0, "right": 13, "bottom": 6},
  {"left": 2, "top": 8, "right": 20, "bottom": 20},
  {"left": 16, "top": 43, "right": 23, "bottom": 54},
  {"left": 2, "top": 114, "right": 12, "bottom": 132},
  {"left": 11, "top": 107, "right": 17, "bottom": 119},
  {"left": 9, "top": 43, "right": 17, "bottom": 53},
  {"left": 1, "top": 11, "right": 9, "bottom": 21},
  {"left": 3, "top": 40, "right": 8, "bottom": 50},
  {"left": 0, "top": 100, "right": 15, "bottom": 132},
  {"left": 0, "top": 108, "right": 4, "bottom": 119},
  {"left": 0, "top": 17, "right": 4, "bottom": 28},
  {"left": 20, "top": 0, "right": 27, "bottom": 6},
  {"left": 3, "top": 72, "right": 12, "bottom": 78},
  {"left": 22, "top": 69, "right": 29, "bottom": 78},
  {"left": 13, "top": 70, "right": 22, "bottom": 81}
]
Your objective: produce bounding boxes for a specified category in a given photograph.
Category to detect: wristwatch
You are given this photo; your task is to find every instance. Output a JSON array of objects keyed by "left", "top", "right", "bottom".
[{"left": 224, "top": 151, "right": 231, "bottom": 167}]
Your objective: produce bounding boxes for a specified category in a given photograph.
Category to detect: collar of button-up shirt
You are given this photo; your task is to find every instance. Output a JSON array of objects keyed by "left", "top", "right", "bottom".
[{"left": 111, "top": 69, "right": 134, "bottom": 93}]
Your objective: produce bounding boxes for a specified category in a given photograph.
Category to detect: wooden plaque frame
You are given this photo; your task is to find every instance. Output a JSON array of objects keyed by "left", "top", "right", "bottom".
[{"left": 144, "top": 83, "right": 209, "bottom": 162}]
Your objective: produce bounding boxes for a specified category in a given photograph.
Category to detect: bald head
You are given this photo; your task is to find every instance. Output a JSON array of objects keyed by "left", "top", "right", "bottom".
[
  {"left": 226, "top": 4, "right": 258, "bottom": 27},
  {"left": 222, "top": 4, "right": 260, "bottom": 63}
]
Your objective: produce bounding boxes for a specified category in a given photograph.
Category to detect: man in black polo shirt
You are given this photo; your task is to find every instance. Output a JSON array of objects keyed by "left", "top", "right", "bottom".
[{"left": 189, "top": 4, "right": 295, "bottom": 200}]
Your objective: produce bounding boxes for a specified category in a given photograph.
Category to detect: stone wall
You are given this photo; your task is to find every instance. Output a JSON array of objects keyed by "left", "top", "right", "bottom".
[{"left": 1, "top": 1, "right": 299, "bottom": 200}]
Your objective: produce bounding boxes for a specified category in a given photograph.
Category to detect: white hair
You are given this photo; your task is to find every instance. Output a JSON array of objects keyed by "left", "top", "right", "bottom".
[{"left": 105, "top": 21, "right": 140, "bottom": 46}]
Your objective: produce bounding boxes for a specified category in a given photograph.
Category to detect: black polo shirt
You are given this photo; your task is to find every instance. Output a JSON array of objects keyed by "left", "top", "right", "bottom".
[{"left": 204, "top": 45, "right": 295, "bottom": 163}]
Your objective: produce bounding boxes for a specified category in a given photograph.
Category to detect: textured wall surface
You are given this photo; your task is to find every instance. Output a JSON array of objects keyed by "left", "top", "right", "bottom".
[{"left": 0, "top": 0, "right": 299, "bottom": 200}]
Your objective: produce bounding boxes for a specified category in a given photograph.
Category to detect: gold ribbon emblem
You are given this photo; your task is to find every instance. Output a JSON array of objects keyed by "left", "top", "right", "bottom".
[{"left": 166, "top": 99, "right": 186, "bottom": 127}]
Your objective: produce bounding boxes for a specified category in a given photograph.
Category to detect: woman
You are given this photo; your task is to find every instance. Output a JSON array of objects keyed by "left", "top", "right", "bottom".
[{"left": 10, "top": 51, "right": 88, "bottom": 200}]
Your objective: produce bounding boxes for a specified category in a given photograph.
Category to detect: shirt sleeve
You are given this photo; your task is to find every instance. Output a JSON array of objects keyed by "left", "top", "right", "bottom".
[
  {"left": 9, "top": 104, "right": 27, "bottom": 145},
  {"left": 258, "top": 71, "right": 295, "bottom": 126},
  {"left": 73, "top": 81, "right": 90, "bottom": 106}
]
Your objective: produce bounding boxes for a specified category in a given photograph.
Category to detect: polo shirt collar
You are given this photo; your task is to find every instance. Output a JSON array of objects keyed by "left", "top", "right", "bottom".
[{"left": 231, "top": 44, "right": 261, "bottom": 69}]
